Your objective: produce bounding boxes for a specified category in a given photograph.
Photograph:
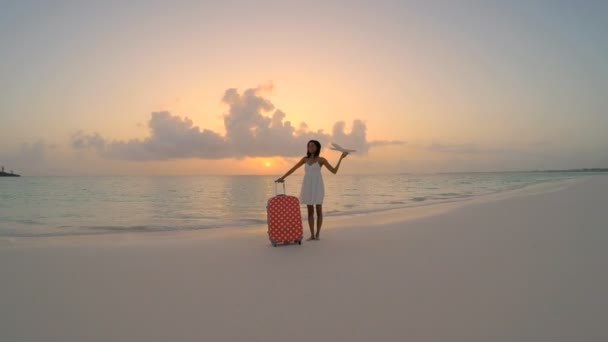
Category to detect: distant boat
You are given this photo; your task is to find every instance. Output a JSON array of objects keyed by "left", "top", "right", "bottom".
[{"left": 0, "top": 166, "right": 20, "bottom": 177}]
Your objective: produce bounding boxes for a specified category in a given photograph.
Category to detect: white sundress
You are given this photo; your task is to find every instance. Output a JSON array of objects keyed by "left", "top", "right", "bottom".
[{"left": 300, "top": 160, "right": 325, "bottom": 205}]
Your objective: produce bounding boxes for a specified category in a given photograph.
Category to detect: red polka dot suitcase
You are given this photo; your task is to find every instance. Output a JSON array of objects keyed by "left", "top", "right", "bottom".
[{"left": 267, "top": 182, "right": 303, "bottom": 247}]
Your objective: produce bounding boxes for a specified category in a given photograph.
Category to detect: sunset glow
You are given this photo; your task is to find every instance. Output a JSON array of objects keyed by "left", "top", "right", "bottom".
[{"left": 1, "top": 1, "right": 606, "bottom": 175}]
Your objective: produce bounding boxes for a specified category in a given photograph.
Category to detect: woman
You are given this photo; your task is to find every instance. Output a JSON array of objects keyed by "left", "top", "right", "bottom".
[{"left": 276, "top": 140, "right": 348, "bottom": 241}]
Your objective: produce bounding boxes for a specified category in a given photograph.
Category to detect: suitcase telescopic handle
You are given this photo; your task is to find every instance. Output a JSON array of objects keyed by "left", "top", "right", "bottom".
[{"left": 274, "top": 181, "right": 286, "bottom": 196}]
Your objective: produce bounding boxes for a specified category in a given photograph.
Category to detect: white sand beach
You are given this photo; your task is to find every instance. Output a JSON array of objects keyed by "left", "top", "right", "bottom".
[{"left": 1, "top": 175, "right": 606, "bottom": 342}]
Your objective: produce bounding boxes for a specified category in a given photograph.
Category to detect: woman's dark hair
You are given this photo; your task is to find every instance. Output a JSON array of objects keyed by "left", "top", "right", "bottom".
[{"left": 306, "top": 140, "right": 321, "bottom": 158}]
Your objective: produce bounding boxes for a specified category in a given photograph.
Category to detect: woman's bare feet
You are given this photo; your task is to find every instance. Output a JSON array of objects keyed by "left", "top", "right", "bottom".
[
  {"left": 314, "top": 234, "right": 320, "bottom": 241},
  {"left": 306, "top": 236, "right": 315, "bottom": 241}
]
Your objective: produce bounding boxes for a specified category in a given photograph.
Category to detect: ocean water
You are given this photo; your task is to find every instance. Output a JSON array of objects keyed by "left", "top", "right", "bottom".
[{"left": 0, "top": 172, "right": 585, "bottom": 237}]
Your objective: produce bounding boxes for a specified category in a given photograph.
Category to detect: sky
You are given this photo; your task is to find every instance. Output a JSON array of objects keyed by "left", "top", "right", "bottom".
[{"left": 1, "top": 0, "right": 607, "bottom": 175}]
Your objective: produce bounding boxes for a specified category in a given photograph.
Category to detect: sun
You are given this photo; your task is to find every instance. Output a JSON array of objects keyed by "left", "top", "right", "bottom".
[{"left": 265, "top": 161, "right": 271, "bottom": 167}]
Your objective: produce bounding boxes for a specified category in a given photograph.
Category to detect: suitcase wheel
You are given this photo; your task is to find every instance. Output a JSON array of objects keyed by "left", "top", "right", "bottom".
[{"left": 271, "top": 240, "right": 277, "bottom": 247}]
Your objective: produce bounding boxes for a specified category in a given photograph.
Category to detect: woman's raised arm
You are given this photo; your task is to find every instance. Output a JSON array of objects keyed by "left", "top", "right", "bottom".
[{"left": 320, "top": 152, "right": 348, "bottom": 174}]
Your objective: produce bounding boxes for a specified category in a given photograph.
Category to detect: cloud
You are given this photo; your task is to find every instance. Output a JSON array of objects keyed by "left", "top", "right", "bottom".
[
  {"left": 369, "top": 140, "right": 407, "bottom": 148},
  {"left": 71, "top": 132, "right": 106, "bottom": 150},
  {"left": 73, "top": 113, "right": 229, "bottom": 160},
  {"left": 0, "top": 139, "right": 59, "bottom": 175},
  {"left": 72, "top": 84, "right": 403, "bottom": 160},
  {"left": 427, "top": 142, "right": 510, "bottom": 155},
  {"left": 425, "top": 141, "right": 562, "bottom": 160},
  {"left": 20, "top": 140, "right": 58, "bottom": 159}
]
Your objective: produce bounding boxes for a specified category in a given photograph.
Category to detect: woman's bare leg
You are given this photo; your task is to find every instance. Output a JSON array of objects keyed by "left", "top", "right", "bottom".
[
  {"left": 315, "top": 204, "right": 323, "bottom": 240},
  {"left": 306, "top": 205, "right": 315, "bottom": 240}
]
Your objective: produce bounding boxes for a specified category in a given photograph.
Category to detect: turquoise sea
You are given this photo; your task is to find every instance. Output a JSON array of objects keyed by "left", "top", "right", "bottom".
[{"left": 0, "top": 172, "right": 587, "bottom": 237}]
